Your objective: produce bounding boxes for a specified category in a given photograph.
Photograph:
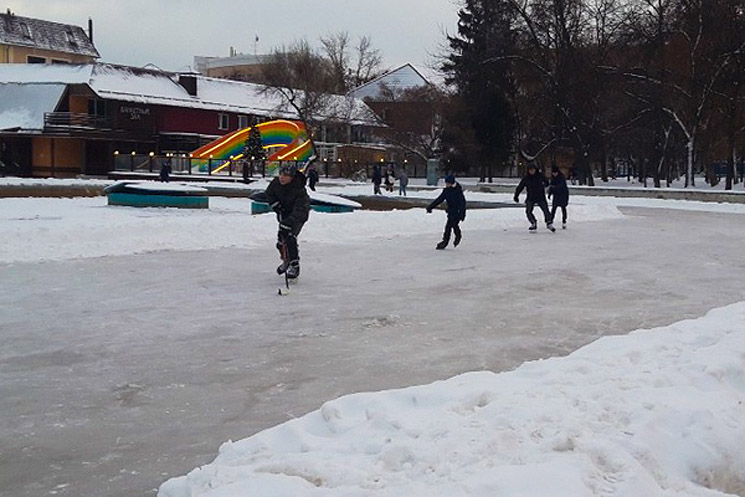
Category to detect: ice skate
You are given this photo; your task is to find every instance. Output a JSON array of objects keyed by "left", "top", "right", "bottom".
[
  {"left": 453, "top": 233, "right": 462, "bottom": 247},
  {"left": 286, "top": 260, "right": 300, "bottom": 279},
  {"left": 562, "top": 221, "right": 567, "bottom": 229},
  {"left": 529, "top": 222, "right": 537, "bottom": 233},
  {"left": 547, "top": 222, "right": 556, "bottom": 232},
  {"left": 276, "top": 260, "right": 290, "bottom": 275},
  {"left": 436, "top": 240, "right": 448, "bottom": 250}
]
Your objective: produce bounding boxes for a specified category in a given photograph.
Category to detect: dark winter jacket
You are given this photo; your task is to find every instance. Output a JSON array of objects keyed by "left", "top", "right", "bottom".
[
  {"left": 548, "top": 172, "right": 569, "bottom": 207},
  {"left": 514, "top": 171, "right": 548, "bottom": 203},
  {"left": 265, "top": 172, "right": 310, "bottom": 235},
  {"left": 372, "top": 166, "right": 382, "bottom": 185},
  {"left": 427, "top": 182, "right": 467, "bottom": 220}
]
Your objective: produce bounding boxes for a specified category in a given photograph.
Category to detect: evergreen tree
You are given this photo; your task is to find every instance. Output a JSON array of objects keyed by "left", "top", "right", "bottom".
[
  {"left": 244, "top": 123, "right": 265, "bottom": 176},
  {"left": 244, "top": 124, "right": 265, "bottom": 161},
  {"left": 442, "top": 0, "right": 516, "bottom": 180}
]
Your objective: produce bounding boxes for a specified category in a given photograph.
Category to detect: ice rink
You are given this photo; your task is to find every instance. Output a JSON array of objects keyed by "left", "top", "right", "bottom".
[{"left": 2, "top": 191, "right": 745, "bottom": 497}]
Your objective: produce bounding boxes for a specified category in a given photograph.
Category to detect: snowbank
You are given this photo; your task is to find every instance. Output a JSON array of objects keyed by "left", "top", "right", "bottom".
[{"left": 159, "top": 302, "right": 745, "bottom": 497}]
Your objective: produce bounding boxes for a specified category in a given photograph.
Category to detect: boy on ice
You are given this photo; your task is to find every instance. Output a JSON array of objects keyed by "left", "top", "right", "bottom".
[
  {"left": 547, "top": 165, "right": 569, "bottom": 229},
  {"left": 427, "top": 174, "right": 467, "bottom": 250},
  {"left": 265, "top": 163, "right": 310, "bottom": 279},
  {"left": 514, "top": 163, "right": 555, "bottom": 232}
]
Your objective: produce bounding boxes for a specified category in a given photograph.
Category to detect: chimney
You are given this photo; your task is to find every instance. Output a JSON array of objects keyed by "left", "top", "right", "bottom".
[
  {"left": 88, "top": 17, "right": 93, "bottom": 43},
  {"left": 178, "top": 73, "right": 198, "bottom": 96}
]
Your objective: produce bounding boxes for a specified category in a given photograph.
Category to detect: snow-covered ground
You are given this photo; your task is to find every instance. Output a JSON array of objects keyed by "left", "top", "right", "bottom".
[
  {"left": 160, "top": 302, "right": 745, "bottom": 497},
  {"left": 2, "top": 179, "right": 745, "bottom": 497}
]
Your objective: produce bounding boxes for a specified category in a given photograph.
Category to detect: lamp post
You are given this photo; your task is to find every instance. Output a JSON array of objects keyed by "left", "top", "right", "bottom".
[
  {"left": 130, "top": 151, "right": 135, "bottom": 172},
  {"left": 148, "top": 151, "right": 154, "bottom": 172}
]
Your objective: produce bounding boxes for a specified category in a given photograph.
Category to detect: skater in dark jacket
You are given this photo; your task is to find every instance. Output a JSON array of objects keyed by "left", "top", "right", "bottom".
[
  {"left": 372, "top": 164, "right": 382, "bottom": 195},
  {"left": 427, "top": 174, "right": 467, "bottom": 249},
  {"left": 265, "top": 163, "right": 310, "bottom": 279},
  {"left": 547, "top": 166, "right": 569, "bottom": 229},
  {"left": 514, "top": 163, "right": 555, "bottom": 232}
]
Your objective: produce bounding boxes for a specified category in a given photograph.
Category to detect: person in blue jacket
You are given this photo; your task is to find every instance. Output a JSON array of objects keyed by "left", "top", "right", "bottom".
[
  {"left": 427, "top": 174, "right": 467, "bottom": 250},
  {"left": 514, "top": 163, "right": 555, "bottom": 232}
]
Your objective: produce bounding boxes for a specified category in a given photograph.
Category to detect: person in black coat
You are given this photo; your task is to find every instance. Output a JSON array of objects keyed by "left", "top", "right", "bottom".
[
  {"left": 372, "top": 164, "right": 382, "bottom": 195},
  {"left": 514, "top": 163, "right": 555, "bottom": 232},
  {"left": 427, "top": 174, "right": 467, "bottom": 250},
  {"left": 265, "top": 163, "right": 310, "bottom": 279},
  {"left": 307, "top": 166, "right": 319, "bottom": 191},
  {"left": 159, "top": 158, "right": 172, "bottom": 182},
  {"left": 547, "top": 166, "right": 569, "bottom": 229}
]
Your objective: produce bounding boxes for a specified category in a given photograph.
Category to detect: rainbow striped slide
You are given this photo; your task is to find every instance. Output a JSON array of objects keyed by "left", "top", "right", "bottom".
[{"left": 190, "top": 119, "right": 316, "bottom": 175}]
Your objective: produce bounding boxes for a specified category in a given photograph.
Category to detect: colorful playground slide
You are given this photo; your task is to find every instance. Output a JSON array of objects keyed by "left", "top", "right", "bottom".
[{"left": 190, "top": 119, "right": 315, "bottom": 176}]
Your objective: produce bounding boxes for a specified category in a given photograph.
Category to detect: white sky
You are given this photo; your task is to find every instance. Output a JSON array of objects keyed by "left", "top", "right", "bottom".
[{"left": 8, "top": 0, "right": 460, "bottom": 78}]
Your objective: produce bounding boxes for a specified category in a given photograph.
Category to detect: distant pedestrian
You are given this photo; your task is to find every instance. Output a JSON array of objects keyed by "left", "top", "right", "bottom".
[
  {"left": 547, "top": 166, "right": 569, "bottom": 229},
  {"left": 241, "top": 160, "right": 250, "bottom": 183},
  {"left": 159, "top": 158, "right": 172, "bottom": 182},
  {"left": 372, "top": 164, "right": 382, "bottom": 195},
  {"left": 307, "top": 165, "right": 319, "bottom": 191},
  {"left": 399, "top": 169, "right": 408, "bottom": 196},
  {"left": 514, "top": 163, "right": 554, "bottom": 232},
  {"left": 427, "top": 174, "right": 467, "bottom": 250},
  {"left": 384, "top": 166, "right": 394, "bottom": 192}
]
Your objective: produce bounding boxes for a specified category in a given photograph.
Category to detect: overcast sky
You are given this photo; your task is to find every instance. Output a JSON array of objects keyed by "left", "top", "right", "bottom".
[{"left": 9, "top": 0, "right": 460, "bottom": 80}]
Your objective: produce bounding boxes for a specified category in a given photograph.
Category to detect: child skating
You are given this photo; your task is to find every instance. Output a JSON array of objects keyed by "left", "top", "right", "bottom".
[
  {"left": 426, "top": 174, "right": 467, "bottom": 250},
  {"left": 265, "top": 163, "right": 310, "bottom": 279},
  {"left": 547, "top": 165, "right": 569, "bottom": 229},
  {"left": 514, "top": 163, "right": 555, "bottom": 232}
]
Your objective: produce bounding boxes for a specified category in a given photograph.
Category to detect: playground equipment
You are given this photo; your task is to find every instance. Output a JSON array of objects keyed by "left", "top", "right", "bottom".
[{"left": 190, "top": 119, "right": 315, "bottom": 176}]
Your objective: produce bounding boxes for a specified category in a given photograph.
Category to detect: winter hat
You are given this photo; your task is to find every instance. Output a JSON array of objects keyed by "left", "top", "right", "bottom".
[
  {"left": 527, "top": 163, "right": 537, "bottom": 170},
  {"left": 444, "top": 174, "right": 456, "bottom": 184},
  {"left": 279, "top": 162, "right": 297, "bottom": 176}
]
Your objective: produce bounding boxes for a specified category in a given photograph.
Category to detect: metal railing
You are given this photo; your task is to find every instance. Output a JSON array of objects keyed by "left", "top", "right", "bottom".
[{"left": 44, "top": 112, "right": 112, "bottom": 130}]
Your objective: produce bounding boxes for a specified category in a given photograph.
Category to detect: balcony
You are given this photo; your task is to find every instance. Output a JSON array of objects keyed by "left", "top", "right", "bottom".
[{"left": 43, "top": 112, "right": 112, "bottom": 131}]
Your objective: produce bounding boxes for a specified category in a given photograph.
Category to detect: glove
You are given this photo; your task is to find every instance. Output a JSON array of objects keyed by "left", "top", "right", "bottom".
[{"left": 513, "top": 196, "right": 519, "bottom": 203}]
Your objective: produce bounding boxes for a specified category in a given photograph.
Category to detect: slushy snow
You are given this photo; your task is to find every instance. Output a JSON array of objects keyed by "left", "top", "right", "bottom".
[{"left": 158, "top": 302, "right": 745, "bottom": 497}]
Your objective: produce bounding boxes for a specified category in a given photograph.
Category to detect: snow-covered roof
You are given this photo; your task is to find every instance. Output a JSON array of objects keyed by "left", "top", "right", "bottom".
[
  {"left": 0, "top": 63, "right": 381, "bottom": 128},
  {"left": 0, "top": 83, "right": 66, "bottom": 131},
  {"left": 348, "top": 63, "right": 431, "bottom": 100},
  {"left": 0, "top": 12, "right": 99, "bottom": 58}
]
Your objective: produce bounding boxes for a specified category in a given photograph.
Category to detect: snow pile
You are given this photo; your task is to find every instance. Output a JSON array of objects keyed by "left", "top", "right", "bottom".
[
  {"left": 0, "top": 196, "right": 623, "bottom": 264},
  {"left": 159, "top": 303, "right": 745, "bottom": 497}
]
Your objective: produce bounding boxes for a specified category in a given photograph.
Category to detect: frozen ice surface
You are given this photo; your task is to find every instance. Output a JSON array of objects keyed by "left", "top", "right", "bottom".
[{"left": 2, "top": 186, "right": 745, "bottom": 497}]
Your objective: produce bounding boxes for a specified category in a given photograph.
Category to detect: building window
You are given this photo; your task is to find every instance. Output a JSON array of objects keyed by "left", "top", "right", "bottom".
[
  {"left": 237, "top": 115, "right": 249, "bottom": 129},
  {"left": 65, "top": 30, "right": 78, "bottom": 47},
  {"left": 19, "top": 22, "right": 31, "bottom": 39},
  {"left": 88, "top": 99, "right": 107, "bottom": 117},
  {"left": 218, "top": 114, "right": 229, "bottom": 130},
  {"left": 27, "top": 55, "right": 46, "bottom": 64},
  {"left": 51, "top": 59, "right": 70, "bottom": 64}
]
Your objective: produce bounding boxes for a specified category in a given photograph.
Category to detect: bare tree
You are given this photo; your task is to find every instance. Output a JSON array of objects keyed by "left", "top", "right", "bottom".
[
  {"left": 320, "top": 31, "right": 383, "bottom": 93},
  {"left": 259, "top": 39, "right": 336, "bottom": 131}
]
